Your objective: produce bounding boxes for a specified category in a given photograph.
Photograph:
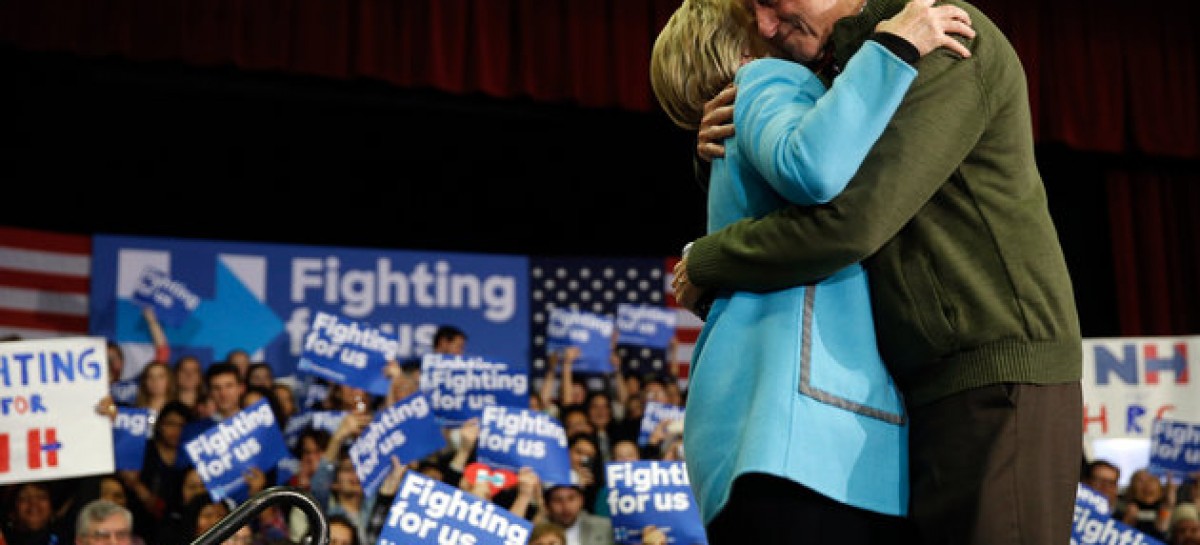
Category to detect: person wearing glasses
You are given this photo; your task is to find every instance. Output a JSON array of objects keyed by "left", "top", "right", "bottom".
[{"left": 75, "top": 500, "right": 134, "bottom": 545}]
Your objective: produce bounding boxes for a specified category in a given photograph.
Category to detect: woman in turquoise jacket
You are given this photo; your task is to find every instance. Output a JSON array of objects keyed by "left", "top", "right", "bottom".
[{"left": 649, "top": 0, "right": 972, "bottom": 542}]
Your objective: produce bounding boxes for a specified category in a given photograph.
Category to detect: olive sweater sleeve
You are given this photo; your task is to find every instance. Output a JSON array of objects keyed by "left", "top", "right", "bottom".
[{"left": 687, "top": 35, "right": 986, "bottom": 292}]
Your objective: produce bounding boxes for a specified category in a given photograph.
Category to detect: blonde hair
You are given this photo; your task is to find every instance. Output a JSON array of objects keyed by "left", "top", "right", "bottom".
[{"left": 650, "top": 0, "right": 764, "bottom": 130}]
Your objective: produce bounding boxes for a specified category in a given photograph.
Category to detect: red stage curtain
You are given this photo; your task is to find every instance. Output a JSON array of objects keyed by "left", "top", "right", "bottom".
[
  {"left": 2, "top": 0, "right": 1196, "bottom": 158},
  {"left": 1106, "top": 166, "right": 1200, "bottom": 335}
]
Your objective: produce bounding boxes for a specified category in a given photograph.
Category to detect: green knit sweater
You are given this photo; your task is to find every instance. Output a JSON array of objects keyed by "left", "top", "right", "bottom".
[{"left": 686, "top": 0, "right": 1082, "bottom": 406}]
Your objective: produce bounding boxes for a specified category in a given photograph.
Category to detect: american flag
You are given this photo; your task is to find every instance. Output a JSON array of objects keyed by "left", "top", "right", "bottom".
[
  {"left": 0, "top": 226, "right": 91, "bottom": 340},
  {"left": 0, "top": 227, "right": 704, "bottom": 389},
  {"left": 528, "top": 256, "right": 699, "bottom": 391}
]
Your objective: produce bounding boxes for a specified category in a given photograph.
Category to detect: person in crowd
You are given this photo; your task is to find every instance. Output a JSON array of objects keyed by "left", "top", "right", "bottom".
[
  {"left": 180, "top": 497, "right": 234, "bottom": 544},
  {"left": 566, "top": 433, "right": 604, "bottom": 515},
  {"left": 432, "top": 325, "right": 468, "bottom": 355},
  {"left": 220, "top": 524, "right": 254, "bottom": 545},
  {"left": 1082, "top": 459, "right": 1122, "bottom": 512},
  {"left": 1169, "top": 503, "right": 1200, "bottom": 545},
  {"left": 1117, "top": 469, "right": 1174, "bottom": 541},
  {"left": 670, "top": 0, "right": 1080, "bottom": 542},
  {"left": 134, "top": 401, "right": 192, "bottom": 523},
  {"left": 173, "top": 355, "right": 207, "bottom": 415},
  {"left": 74, "top": 500, "right": 134, "bottom": 545},
  {"left": 2, "top": 482, "right": 67, "bottom": 545},
  {"left": 305, "top": 407, "right": 374, "bottom": 545},
  {"left": 59, "top": 477, "right": 147, "bottom": 545},
  {"left": 287, "top": 428, "right": 331, "bottom": 490},
  {"left": 245, "top": 363, "right": 275, "bottom": 390},
  {"left": 224, "top": 349, "right": 253, "bottom": 381},
  {"left": 528, "top": 521, "right": 568, "bottom": 545},
  {"left": 206, "top": 362, "right": 247, "bottom": 421},
  {"left": 134, "top": 361, "right": 177, "bottom": 414},
  {"left": 271, "top": 382, "right": 298, "bottom": 425},
  {"left": 543, "top": 483, "right": 614, "bottom": 545},
  {"left": 326, "top": 515, "right": 360, "bottom": 545}
]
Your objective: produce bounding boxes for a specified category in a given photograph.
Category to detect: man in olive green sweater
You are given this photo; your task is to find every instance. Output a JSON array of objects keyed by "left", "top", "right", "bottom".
[{"left": 675, "top": 0, "right": 1083, "bottom": 543}]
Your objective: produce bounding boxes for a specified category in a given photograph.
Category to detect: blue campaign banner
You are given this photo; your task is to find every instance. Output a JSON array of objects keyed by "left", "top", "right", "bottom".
[
  {"left": 300, "top": 379, "right": 331, "bottom": 410},
  {"left": 276, "top": 456, "right": 299, "bottom": 486},
  {"left": 112, "top": 407, "right": 153, "bottom": 471},
  {"left": 638, "top": 401, "right": 686, "bottom": 447},
  {"left": 475, "top": 406, "right": 572, "bottom": 486},
  {"left": 378, "top": 471, "right": 532, "bottom": 545},
  {"left": 545, "top": 308, "right": 613, "bottom": 373},
  {"left": 616, "top": 304, "right": 676, "bottom": 350},
  {"left": 420, "top": 354, "right": 530, "bottom": 426},
  {"left": 183, "top": 398, "right": 288, "bottom": 502},
  {"left": 132, "top": 266, "right": 199, "bottom": 328},
  {"left": 296, "top": 311, "right": 395, "bottom": 396},
  {"left": 349, "top": 393, "right": 446, "bottom": 498},
  {"left": 1148, "top": 419, "right": 1200, "bottom": 475},
  {"left": 110, "top": 378, "right": 138, "bottom": 406},
  {"left": 1072, "top": 483, "right": 1164, "bottom": 545},
  {"left": 89, "top": 235, "right": 530, "bottom": 382},
  {"left": 283, "top": 409, "right": 347, "bottom": 449},
  {"left": 606, "top": 461, "right": 706, "bottom": 545}
]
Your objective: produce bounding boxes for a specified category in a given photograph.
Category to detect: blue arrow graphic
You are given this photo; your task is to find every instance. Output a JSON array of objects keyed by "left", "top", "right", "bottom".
[{"left": 115, "top": 260, "right": 284, "bottom": 358}]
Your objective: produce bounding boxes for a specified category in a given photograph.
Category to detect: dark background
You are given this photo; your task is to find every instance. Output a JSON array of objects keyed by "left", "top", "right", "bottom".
[{"left": 2, "top": 44, "right": 1121, "bottom": 337}]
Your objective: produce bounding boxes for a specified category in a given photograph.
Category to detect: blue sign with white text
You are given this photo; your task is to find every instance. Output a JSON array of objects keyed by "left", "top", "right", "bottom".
[
  {"left": 1149, "top": 419, "right": 1200, "bottom": 475},
  {"left": 132, "top": 266, "right": 199, "bottom": 328},
  {"left": 349, "top": 393, "right": 446, "bottom": 498},
  {"left": 183, "top": 399, "right": 287, "bottom": 502},
  {"left": 89, "top": 235, "right": 529, "bottom": 382},
  {"left": 420, "top": 354, "right": 530, "bottom": 426},
  {"left": 1071, "top": 483, "right": 1164, "bottom": 545},
  {"left": 616, "top": 304, "right": 676, "bottom": 349},
  {"left": 378, "top": 472, "right": 532, "bottom": 545},
  {"left": 546, "top": 308, "right": 613, "bottom": 373},
  {"left": 112, "top": 407, "right": 153, "bottom": 471},
  {"left": 296, "top": 311, "right": 395, "bottom": 396},
  {"left": 475, "top": 406, "right": 572, "bottom": 486},
  {"left": 606, "top": 461, "right": 707, "bottom": 545},
  {"left": 639, "top": 401, "right": 685, "bottom": 447}
]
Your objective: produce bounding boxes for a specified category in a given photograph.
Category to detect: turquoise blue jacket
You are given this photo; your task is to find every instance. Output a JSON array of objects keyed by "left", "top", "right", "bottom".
[{"left": 684, "top": 43, "right": 915, "bottom": 524}]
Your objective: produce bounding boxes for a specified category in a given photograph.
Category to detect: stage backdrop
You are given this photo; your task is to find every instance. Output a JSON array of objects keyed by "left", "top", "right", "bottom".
[{"left": 88, "top": 235, "right": 530, "bottom": 380}]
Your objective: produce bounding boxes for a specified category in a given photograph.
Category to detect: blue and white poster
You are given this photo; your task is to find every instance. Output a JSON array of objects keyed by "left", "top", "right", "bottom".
[
  {"left": 349, "top": 393, "right": 446, "bottom": 498},
  {"left": 1071, "top": 483, "right": 1164, "bottom": 545},
  {"left": 420, "top": 354, "right": 529, "bottom": 426},
  {"left": 89, "top": 235, "right": 529, "bottom": 383},
  {"left": 110, "top": 379, "right": 138, "bottom": 406},
  {"left": 606, "top": 461, "right": 706, "bottom": 545},
  {"left": 474, "top": 406, "right": 572, "bottom": 486},
  {"left": 545, "top": 308, "right": 613, "bottom": 373},
  {"left": 283, "top": 409, "right": 346, "bottom": 449},
  {"left": 1148, "top": 418, "right": 1200, "bottom": 475},
  {"left": 616, "top": 304, "right": 676, "bottom": 350},
  {"left": 378, "top": 472, "right": 532, "bottom": 545},
  {"left": 112, "top": 407, "right": 153, "bottom": 471},
  {"left": 132, "top": 266, "right": 199, "bottom": 328},
  {"left": 296, "top": 311, "right": 395, "bottom": 396},
  {"left": 639, "top": 401, "right": 686, "bottom": 447},
  {"left": 183, "top": 398, "right": 287, "bottom": 502}
]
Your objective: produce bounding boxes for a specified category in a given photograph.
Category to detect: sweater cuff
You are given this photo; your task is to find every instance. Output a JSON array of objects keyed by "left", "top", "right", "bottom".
[{"left": 870, "top": 32, "right": 919, "bottom": 65}]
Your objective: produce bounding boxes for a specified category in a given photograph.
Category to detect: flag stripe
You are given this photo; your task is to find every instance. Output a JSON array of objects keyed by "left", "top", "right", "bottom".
[
  {"left": 0, "top": 286, "right": 89, "bottom": 316},
  {"left": 0, "top": 246, "right": 91, "bottom": 278},
  {"left": 0, "top": 269, "right": 91, "bottom": 293},
  {"left": 0, "top": 308, "right": 89, "bottom": 333},
  {"left": 0, "top": 226, "right": 92, "bottom": 254}
]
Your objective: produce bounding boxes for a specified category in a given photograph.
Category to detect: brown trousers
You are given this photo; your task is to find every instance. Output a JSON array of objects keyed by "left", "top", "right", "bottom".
[{"left": 908, "top": 382, "right": 1083, "bottom": 545}]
